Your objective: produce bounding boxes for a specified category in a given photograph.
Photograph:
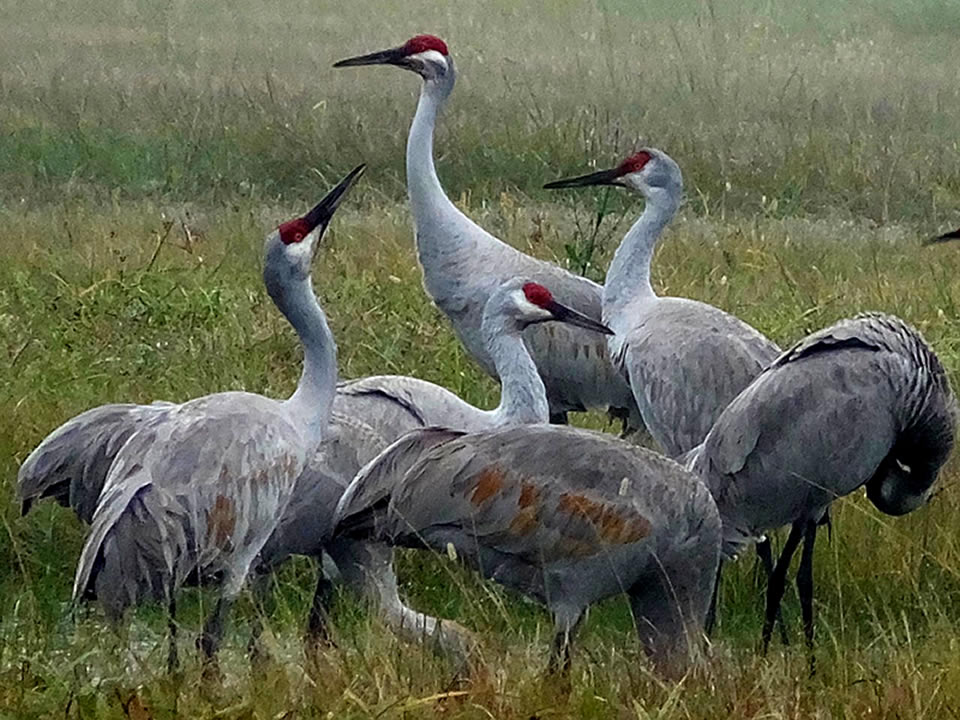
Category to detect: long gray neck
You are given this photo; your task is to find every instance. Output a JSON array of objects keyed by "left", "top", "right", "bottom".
[
  {"left": 268, "top": 272, "right": 337, "bottom": 444},
  {"left": 484, "top": 322, "right": 550, "bottom": 426},
  {"left": 603, "top": 187, "right": 679, "bottom": 331}
]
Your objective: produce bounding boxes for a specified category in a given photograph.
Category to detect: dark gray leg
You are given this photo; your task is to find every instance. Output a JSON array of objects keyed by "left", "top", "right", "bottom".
[
  {"left": 547, "top": 612, "right": 582, "bottom": 696},
  {"left": 704, "top": 561, "right": 722, "bottom": 636},
  {"left": 756, "top": 539, "right": 791, "bottom": 646},
  {"left": 306, "top": 569, "right": 337, "bottom": 648},
  {"left": 198, "top": 594, "right": 233, "bottom": 660},
  {"left": 797, "top": 520, "right": 818, "bottom": 676},
  {"left": 166, "top": 596, "right": 179, "bottom": 673},
  {"left": 762, "top": 521, "right": 804, "bottom": 654},
  {"left": 247, "top": 574, "right": 273, "bottom": 664}
]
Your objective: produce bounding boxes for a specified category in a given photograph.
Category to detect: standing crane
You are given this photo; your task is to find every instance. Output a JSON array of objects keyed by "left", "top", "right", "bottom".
[
  {"left": 545, "top": 148, "right": 785, "bottom": 632},
  {"left": 333, "top": 35, "right": 641, "bottom": 429},
  {"left": 61, "top": 166, "right": 365, "bottom": 672},
  {"left": 545, "top": 148, "right": 781, "bottom": 456},
  {"left": 253, "top": 277, "right": 613, "bottom": 663},
  {"left": 332, "top": 280, "right": 721, "bottom": 679},
  {"left": 689, "top": 312, "right": 956, "bottom": 669}
]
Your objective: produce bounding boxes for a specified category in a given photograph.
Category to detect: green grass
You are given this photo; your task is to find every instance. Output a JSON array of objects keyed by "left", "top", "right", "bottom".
[{"left": 3, "top": 0, "right": 960, "bottom": 717}]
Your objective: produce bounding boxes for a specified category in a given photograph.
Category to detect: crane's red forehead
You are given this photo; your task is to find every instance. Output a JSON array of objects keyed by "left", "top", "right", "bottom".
[
  {"left": 617, "top": 150, "right": 653, "bottom": 176},
  {"left": 278, "top": 218, "right": 311, "bottom": 244},
  {"left": 403, "top": 34, "right": 449, "bottom": 56},
  {"left": 522, "top": 282, "right": 553, "bottom": 308}
]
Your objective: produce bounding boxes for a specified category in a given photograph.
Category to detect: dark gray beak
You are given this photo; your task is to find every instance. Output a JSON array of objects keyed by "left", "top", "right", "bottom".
[
  {"left": 546, "top": 300, "right": 614, "bottom": 335},
  {"left": 544, "top": 167, "right": 622, "bottom": 190},
  {"left": 333, "top": 46, "right": 408, "bottom": 68},
  {"left": 924, "top": 228, "right": 960, "bottom": 246},
  {"left": 304, "top": 164, "right": 366, "bottom": 233}
]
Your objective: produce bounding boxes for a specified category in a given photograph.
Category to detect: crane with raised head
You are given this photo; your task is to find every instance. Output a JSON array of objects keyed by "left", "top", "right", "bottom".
[
  {"left": 689, "top": 312, "right": 956, "bottom": 670},
  {"left": 333, "top": 35, "right": 641, "bottom": 430},
  {"left": 59, "top": 166, "right": 365, "bottom": 673},
  {"left": 332, "top": 283, "right": 722, "bottom": 679}
]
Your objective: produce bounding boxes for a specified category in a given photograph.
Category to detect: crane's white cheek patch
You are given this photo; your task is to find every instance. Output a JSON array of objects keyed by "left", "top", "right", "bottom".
[{"left": 410, "top": 50, "right": 448, "bottom": 69}]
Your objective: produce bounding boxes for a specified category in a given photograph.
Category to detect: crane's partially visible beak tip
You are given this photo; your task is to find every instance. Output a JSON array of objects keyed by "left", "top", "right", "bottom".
[
  {"left": 333, "top": 47, "right": 407, "bottom": 68},
  {"left": 924, "top": 227, "right": 960, "bottom": 246},
  {"left": 547, "top": 300, "right": 614, "bottom": 335},
  {"left": 543, "top": 167, "right": 621, "bottom": 190},
  {"left": 304, "top": 164, "right": 366, "bottom": 232}
]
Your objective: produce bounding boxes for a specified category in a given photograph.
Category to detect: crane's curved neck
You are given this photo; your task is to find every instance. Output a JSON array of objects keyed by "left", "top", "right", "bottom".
[
  {"left": 603, "top": 187, "right": 679, "bottom": 330},
  {"left": 407, "top": 71, "right": 457, "bottom": 222},
  {"left": 484, "top": 322, "right": 550, "bottom": 426},
  {"left": 268, "top": 269, "right": 337, "bottom": 443}
]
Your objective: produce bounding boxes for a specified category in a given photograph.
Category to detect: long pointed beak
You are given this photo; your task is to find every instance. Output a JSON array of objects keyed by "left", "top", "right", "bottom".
[
  {"left": 304, "top": 164, "right": 366, "bottom": 232},
  {"left": 546, "top": 300, "right": 614, "bottom": 335},
  {"left": 333, "top": 46, "right": 407, "bottom": 68},
  {"left": 924, "top": 227, "right": 960, "bottom": 246},
  {"left": 543, "top": 167, "right": 622, "bottom": 190}
]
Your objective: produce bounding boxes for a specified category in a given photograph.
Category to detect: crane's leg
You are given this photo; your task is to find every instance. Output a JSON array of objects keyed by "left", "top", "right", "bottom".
[
  {"left": 796, "top": 520, "right": 818, "bottom": 676},
  {"left": 547, "top": 610, "right": 583, "bottom": 697},
  {"left": 305, "top": 566, "right": 337, "bottom": 650},
  {"left": 761, "top": 521, "right": 804, "bottom": 654},
  {"left": 198, "top": 593, "right": 234, "bottom": 683},
  {"left": 166, "top": 595, "right": 179, "bottom": 674},
  {"left": 704, "top": 561, "right": 723, "bottom": 636},
  {"left": 247, "top": 573, "right": 274, "bottom": 666},
  {"left": 756, "top": 539, "right": 791, "bottom": 646}
]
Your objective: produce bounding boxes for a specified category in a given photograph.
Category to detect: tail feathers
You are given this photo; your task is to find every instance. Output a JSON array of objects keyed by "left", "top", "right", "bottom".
[
  {"left": 18, "top": 402, "right": 172, "bottom": 522},
  {"left": 74, "top": 481, "right": 193, "bottom": 622},
  {"left": 333, "top": 427, "right": 464, "bottom": 541}
]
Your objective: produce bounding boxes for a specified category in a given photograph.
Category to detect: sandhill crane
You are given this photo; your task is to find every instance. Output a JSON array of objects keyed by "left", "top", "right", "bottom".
[
  {"left": 329, "top": 279, "right": 721, "bottom": 678},
  {"left": 333, "top": 35, "right": 641, "bottom": 429},
  {"left": 62, "top": 166, "right": 365, "bottom": 672},
  {"left": 545, "top": 148, "right": 785, "bottom": 630},
  {"left": 689, "top": 312, "right": 956, "bottom": 668},
  {"left": 545, "top": 148, "right": 781, "bottom": 456},
  {"left": 334, "top": 425, "right": 722, "bottom": 679}
]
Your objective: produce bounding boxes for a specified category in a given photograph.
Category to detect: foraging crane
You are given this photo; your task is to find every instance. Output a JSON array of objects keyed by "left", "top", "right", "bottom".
[
  {"left": 64, "top": 166, "right": 364, "bottom": 671},
  {"left": 334, "top": 427, "right": 721, "bottom": 679},
  {"left": 689, "top": 312, "right": 956, "bottom": 666},
  {"left": 332, "top": 282, "right": 721, "bottom": 678},
  {"left": 254, "top": 277, "right": 612, "bottom": 661},
  {"left": 334, "top": 35, "right": 641, "bottom": 428}
]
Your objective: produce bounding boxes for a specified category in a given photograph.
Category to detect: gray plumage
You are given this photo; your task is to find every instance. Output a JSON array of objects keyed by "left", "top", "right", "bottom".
[
  {"left": 58, "top": 166, "right": 365, "bottom": 667},
  {"left": 545, "top": 148, "right": 780, "bottom": 457},
  {"left": 334, "top": 35, "right": 640, "bottom": 427},
  {"left": 690, "top": 312, "right": 956, "bottom": 656},
  {"left": 335, "top": 424, "right": 721, "bottom": 677},
  {"left": 18, "top": 401, "right": 174, "bottom": 523}
]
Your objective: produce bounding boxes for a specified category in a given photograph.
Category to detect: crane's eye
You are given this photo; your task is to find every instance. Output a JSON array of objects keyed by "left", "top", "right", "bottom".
[{"left": 294, "top": 232, "right": 304, "bottom": 242}]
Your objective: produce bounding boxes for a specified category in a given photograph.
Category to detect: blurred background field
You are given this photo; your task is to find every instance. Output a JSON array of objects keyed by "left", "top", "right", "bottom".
[{"left": 2, "top": 1, "right": 960, "bottom": 718}]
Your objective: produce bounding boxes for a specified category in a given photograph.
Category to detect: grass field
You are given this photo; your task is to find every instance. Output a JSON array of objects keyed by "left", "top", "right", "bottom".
[{"left": 3, "top": 0, "right": 960, "bottom": 717}]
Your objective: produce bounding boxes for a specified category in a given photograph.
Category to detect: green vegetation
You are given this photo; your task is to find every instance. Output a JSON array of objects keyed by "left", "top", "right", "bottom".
[{"left": 2, "top": 0, "right": 960, "bottom": 717}]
